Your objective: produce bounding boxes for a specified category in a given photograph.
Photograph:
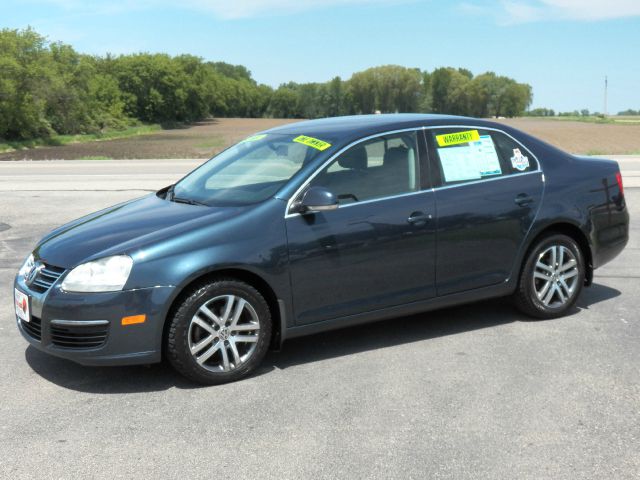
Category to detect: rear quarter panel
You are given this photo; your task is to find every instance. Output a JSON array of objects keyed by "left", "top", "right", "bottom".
[{"left": 515, "top": 132, "right": 628, "bottom": 272}]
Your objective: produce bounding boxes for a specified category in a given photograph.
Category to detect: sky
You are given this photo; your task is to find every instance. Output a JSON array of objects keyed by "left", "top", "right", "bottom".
[{"left": 2, "top": 0, "right": 639, "bottom": 113}]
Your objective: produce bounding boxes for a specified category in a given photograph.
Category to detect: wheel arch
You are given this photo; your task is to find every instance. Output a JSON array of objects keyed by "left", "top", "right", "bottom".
[
  {"left": 521, "top": 222, "right": 593, "bottom": 286},
  {"left": 161, "top": 268, "right": 284, "bottom": 356}
]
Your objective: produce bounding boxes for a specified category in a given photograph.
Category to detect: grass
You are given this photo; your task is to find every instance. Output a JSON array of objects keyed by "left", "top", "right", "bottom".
[
  {"left": 585, "top": 149, "right": 640, "bottom": 156},
  {"left": 77, "top": 155, "right": 113, "bottom": 160},
  {"left": 542, "top": 115, "right": 640, "bottom": 125},
  {"left": 194, "top": 136, "right": 225, "bottom": 149},
  {"left": 0, "top": 124, "right": 161, "bottom": 153}
]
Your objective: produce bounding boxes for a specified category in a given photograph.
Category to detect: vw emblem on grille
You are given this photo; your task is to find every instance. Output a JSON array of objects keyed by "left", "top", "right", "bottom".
[{"left": 25, "top": 262, "right": 43, "bottom": 285}]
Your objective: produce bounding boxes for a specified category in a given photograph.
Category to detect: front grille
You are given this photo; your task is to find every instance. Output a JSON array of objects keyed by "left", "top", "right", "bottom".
[
  {"left": 51, "top": 323, "right": 108, "bottom": 349},
  {"left": 30, "top": 264, "right": 66, "bottom": 293},
  {"left": 20, "top": 316, "right": 42, "bottom": 341}
]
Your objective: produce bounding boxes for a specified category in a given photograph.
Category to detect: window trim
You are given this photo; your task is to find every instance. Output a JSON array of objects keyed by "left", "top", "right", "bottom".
[
  {"left": 285, "top": 127, "right": 428, "bottom": 218},
  {"left": 424, "top": 125, "right": 542, "bottom": 190},
  {"left": 284, "top": 124, "right": 543, "bottom": 218}
]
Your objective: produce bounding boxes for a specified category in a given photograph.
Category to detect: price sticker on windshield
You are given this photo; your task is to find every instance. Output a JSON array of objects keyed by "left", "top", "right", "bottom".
[
  {"left": 293, "top": 135, "right": 332, "bottom": 151},
  {"left": 436, "top": 130, "right": 480, "bottom": 147}
]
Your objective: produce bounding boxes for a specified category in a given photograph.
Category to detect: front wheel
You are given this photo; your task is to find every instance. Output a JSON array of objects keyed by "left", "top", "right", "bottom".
[
  {"left": 513, "top": 234, "right": 585, "bottom": 319},
  {"left": 166, "top": 279, "right": 272, "bottom": 385}
]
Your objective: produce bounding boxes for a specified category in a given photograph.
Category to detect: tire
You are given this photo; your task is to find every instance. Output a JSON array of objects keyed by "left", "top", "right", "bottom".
[
  {"left": 166, "top": 278, "right": 272, "bottom": 385},
  {"left": 512, "top": 233, "right": 585, "bottom": 319}
]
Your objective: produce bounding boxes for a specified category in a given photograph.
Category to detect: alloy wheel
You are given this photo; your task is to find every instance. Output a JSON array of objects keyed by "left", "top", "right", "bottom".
[
  {"left": 532, "top": 245, "right": 579, "bottom": 308},
  {"left": 188, "top": 294, "right": 261, "bottom": 372}
]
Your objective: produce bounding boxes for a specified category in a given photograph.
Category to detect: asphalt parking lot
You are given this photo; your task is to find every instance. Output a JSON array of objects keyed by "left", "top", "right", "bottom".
[{"left": 1, "top": 158, "right": 639, "bottom": 479}]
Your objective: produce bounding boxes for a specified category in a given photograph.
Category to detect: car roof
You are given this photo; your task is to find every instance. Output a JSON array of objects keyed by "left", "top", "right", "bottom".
[{"left": 264, "top": 114, "right": 506, "bottom": 143}]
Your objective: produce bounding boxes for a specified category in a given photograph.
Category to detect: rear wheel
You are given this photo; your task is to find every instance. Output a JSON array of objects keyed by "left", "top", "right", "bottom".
[
  {"left": 513, "top": 234, "right": 585, "bottom": 319},
  {"left": 166, "top": 279, "right": 272, "bottom": 385}
]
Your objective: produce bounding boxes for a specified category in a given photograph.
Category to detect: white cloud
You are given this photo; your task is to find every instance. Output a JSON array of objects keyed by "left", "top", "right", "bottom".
[
  {"left": 499, "top": 0, "right": 640, "bottom": 23},
  {"left": 36, "top": 0, "right": 415, "bottom": 19},
  {"left": 34, "top": 0, "right": 640, "bottom": 21},
  {"left": 185, "top": 0, "right": 412, "bottom": 19}
]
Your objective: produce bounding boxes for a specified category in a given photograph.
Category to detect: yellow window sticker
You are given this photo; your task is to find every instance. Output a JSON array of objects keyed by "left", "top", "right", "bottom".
[
  {"left": 293, "top": 135, "right": 332, "bottom": 151},
  {"left": 436, "top": 130, "right": 480, "bottom": 147},
  {"left": 241, "top": 134, "right": 267, "bottom": 143}
]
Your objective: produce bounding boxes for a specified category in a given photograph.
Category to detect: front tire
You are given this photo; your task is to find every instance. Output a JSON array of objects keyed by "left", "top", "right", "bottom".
[
  {"left": 166, "top": 279, "right": 272, "bottom": 385},
  {"left": 513, "top": 234, "right": 585, "bottom": 319}
]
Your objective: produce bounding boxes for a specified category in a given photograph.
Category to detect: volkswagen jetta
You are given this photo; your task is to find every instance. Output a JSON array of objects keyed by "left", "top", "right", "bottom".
[{"left": 14, "top": 114, "right": 629, "bottom": 384}]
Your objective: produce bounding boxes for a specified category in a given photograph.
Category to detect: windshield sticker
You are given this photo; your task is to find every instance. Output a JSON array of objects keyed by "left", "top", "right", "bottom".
[
  {"left": 241, "top": 134, "right": 267, "bottom": 143},
  {"left": 293, "top": 135, "right": 332, "bottom": 151},
  {"left": 436, "top": 130, "right": 480, "bottom": 147},
  {"left": 510, "top": 148, "right": 530, "bottom": 171}
]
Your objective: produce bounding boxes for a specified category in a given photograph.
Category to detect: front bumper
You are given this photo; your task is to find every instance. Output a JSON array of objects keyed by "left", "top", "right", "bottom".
[{"left": 14, "top": 275, "right": 174, "bottom": 366}]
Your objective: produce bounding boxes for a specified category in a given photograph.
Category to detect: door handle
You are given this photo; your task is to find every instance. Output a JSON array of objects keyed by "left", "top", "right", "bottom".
[
  {"left": 514, "top": 194, "right": 534, "bottom": 207},
  {"left": 407, "top": 211, "right": 432, "bottom": 224}
]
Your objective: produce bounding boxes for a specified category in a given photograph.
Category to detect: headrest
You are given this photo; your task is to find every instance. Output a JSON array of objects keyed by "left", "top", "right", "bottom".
[
  {"left": 338, "top": 145, "right": 367, "bottom": 170},
  {"left": 383, "top": 146, "right": 408, "bottom": 168}
]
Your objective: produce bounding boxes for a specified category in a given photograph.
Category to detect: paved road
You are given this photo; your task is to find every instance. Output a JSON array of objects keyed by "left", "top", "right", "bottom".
[
  {"left": 0, "top": 159, "right": 203, "bottom": 191},
  {"left": 1, "top": 159, "right": 639, "bottom": 479}
]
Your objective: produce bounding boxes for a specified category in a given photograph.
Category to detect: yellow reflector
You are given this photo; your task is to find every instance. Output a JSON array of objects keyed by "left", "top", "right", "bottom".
[{"left": 122, "top": 314, "right": 146, "bottom": 326}]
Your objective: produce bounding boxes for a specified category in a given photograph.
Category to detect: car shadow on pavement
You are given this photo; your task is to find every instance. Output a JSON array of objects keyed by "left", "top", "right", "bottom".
[
  {"left": 24, "top": 282, "right": 620, "bottom": 394},
  {"left": 264, "top": 282, "right": 621, "bottom": 371}
]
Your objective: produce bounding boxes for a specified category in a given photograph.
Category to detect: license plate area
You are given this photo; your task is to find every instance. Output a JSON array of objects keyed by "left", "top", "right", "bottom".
[{"left": 14, "top": 288, "right": 30, "bottom": 323}]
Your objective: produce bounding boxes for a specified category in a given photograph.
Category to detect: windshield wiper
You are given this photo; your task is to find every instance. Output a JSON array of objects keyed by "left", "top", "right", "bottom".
[{"left": 172, "top": 196, "right": 209, "bottom": 207}]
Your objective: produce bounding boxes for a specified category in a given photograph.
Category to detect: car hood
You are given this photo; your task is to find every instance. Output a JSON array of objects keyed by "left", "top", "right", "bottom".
[{"left": 34, "top": 194, "right": 245, "bottom": 268}]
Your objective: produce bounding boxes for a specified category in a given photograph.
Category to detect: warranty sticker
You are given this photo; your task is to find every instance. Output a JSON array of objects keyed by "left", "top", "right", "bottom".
[
  {"left": 293, "top": 135, "right": 332, "bottom": 151},
  {"left": 436, "top": 130, "right": 480, "bottom": 147}
]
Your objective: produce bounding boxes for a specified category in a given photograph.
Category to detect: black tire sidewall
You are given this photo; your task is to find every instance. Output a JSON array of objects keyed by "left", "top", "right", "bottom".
[
  {"left": 167, "top": 279, "right": 272, "bottom": 384},
  {"left": 518, "top": 234, "right": 585, "bottom": 319}
]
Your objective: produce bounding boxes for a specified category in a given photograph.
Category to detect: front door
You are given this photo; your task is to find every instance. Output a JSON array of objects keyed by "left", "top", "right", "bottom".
[{"left": 285, "top": 130, "right": 436, "bottom": 325}]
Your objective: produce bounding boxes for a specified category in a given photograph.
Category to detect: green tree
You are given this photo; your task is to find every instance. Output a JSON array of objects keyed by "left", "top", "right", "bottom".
[
  {"left": 0, "top": 26, "right": 537, "bottom": 140},
  {"left": 348, "top": 65, "right": 423, "bottom": 114},
  {"left": 0, "top": 28, "right": 53, "bottom": 139},
  {"left": 267, "top": 86, "right": 301, "bottom": 118}
]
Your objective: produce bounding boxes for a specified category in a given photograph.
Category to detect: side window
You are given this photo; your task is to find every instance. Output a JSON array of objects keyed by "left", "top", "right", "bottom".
[
  {"left": 430, "top": 128, "right": 534, "bottom": 186},
  {"left": 310, "top": 132, "right": 419, "bottom": 204},
  {"left": 490, "top": 131, "right": 535, "bottom": 174}
]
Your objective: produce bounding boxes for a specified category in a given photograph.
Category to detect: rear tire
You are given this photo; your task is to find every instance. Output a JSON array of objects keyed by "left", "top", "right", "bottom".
[
  {"left": 166, "top": 279, "right": 272, "bottom": 385},
  {"left": 513, "top": 234, "right": 585, "bottom": 319}
]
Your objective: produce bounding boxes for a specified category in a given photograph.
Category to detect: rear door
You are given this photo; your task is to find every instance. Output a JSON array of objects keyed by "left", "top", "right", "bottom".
[{"left": 425, "top": 126, "right": 544, "bottom": 296}]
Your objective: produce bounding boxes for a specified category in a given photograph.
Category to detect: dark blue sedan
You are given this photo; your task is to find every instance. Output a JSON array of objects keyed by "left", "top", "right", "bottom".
[{"left": 14, "top": 114, "right": 629, "bottom": 384}]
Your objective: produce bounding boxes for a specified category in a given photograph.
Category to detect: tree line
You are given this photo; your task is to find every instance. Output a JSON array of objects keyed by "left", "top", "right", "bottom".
[
  {"left": 527, "top": 108, "right": 640, "bottom": 117},
  {"left": 0, "top": 28, "right": 533, "bottom": 141}
]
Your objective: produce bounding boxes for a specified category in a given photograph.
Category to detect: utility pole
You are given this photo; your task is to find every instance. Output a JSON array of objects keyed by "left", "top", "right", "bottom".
[{"left": 604, "top": 75, "right": 608, "bottom": 117}]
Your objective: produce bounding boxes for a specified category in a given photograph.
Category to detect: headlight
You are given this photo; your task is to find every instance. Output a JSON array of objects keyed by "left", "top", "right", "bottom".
[
  {"left": 18, "top": 254, "right": 35, "bottom": 279},
  {"left": 61, "top": 255, "right": 133, "bottom": 292}
]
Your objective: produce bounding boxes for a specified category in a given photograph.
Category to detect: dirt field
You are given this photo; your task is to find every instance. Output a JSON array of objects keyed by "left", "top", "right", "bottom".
[
  {"left": 0, "top": 119, "right": 299, "bottom": 161},
  {"left": 493, "top": 118, "right": 640, "bottom": 155},
  {"left": 1, "top": 117, "right": 639, "bottom": 160}
]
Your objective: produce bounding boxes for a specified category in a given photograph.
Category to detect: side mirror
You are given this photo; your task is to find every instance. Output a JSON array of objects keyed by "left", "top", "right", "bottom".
[{"left": 296, "top": 186, "right": 338, "bottom": 214}]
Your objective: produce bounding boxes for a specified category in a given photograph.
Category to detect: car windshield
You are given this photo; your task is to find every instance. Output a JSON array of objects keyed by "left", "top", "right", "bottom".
[{"left": 171, "top": 133, "right": 331, "bottom": 206}]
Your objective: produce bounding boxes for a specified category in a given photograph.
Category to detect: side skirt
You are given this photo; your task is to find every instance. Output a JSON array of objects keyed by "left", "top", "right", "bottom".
[{"left": 284, "top": 281, "right": 515, "bottom": 341}]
